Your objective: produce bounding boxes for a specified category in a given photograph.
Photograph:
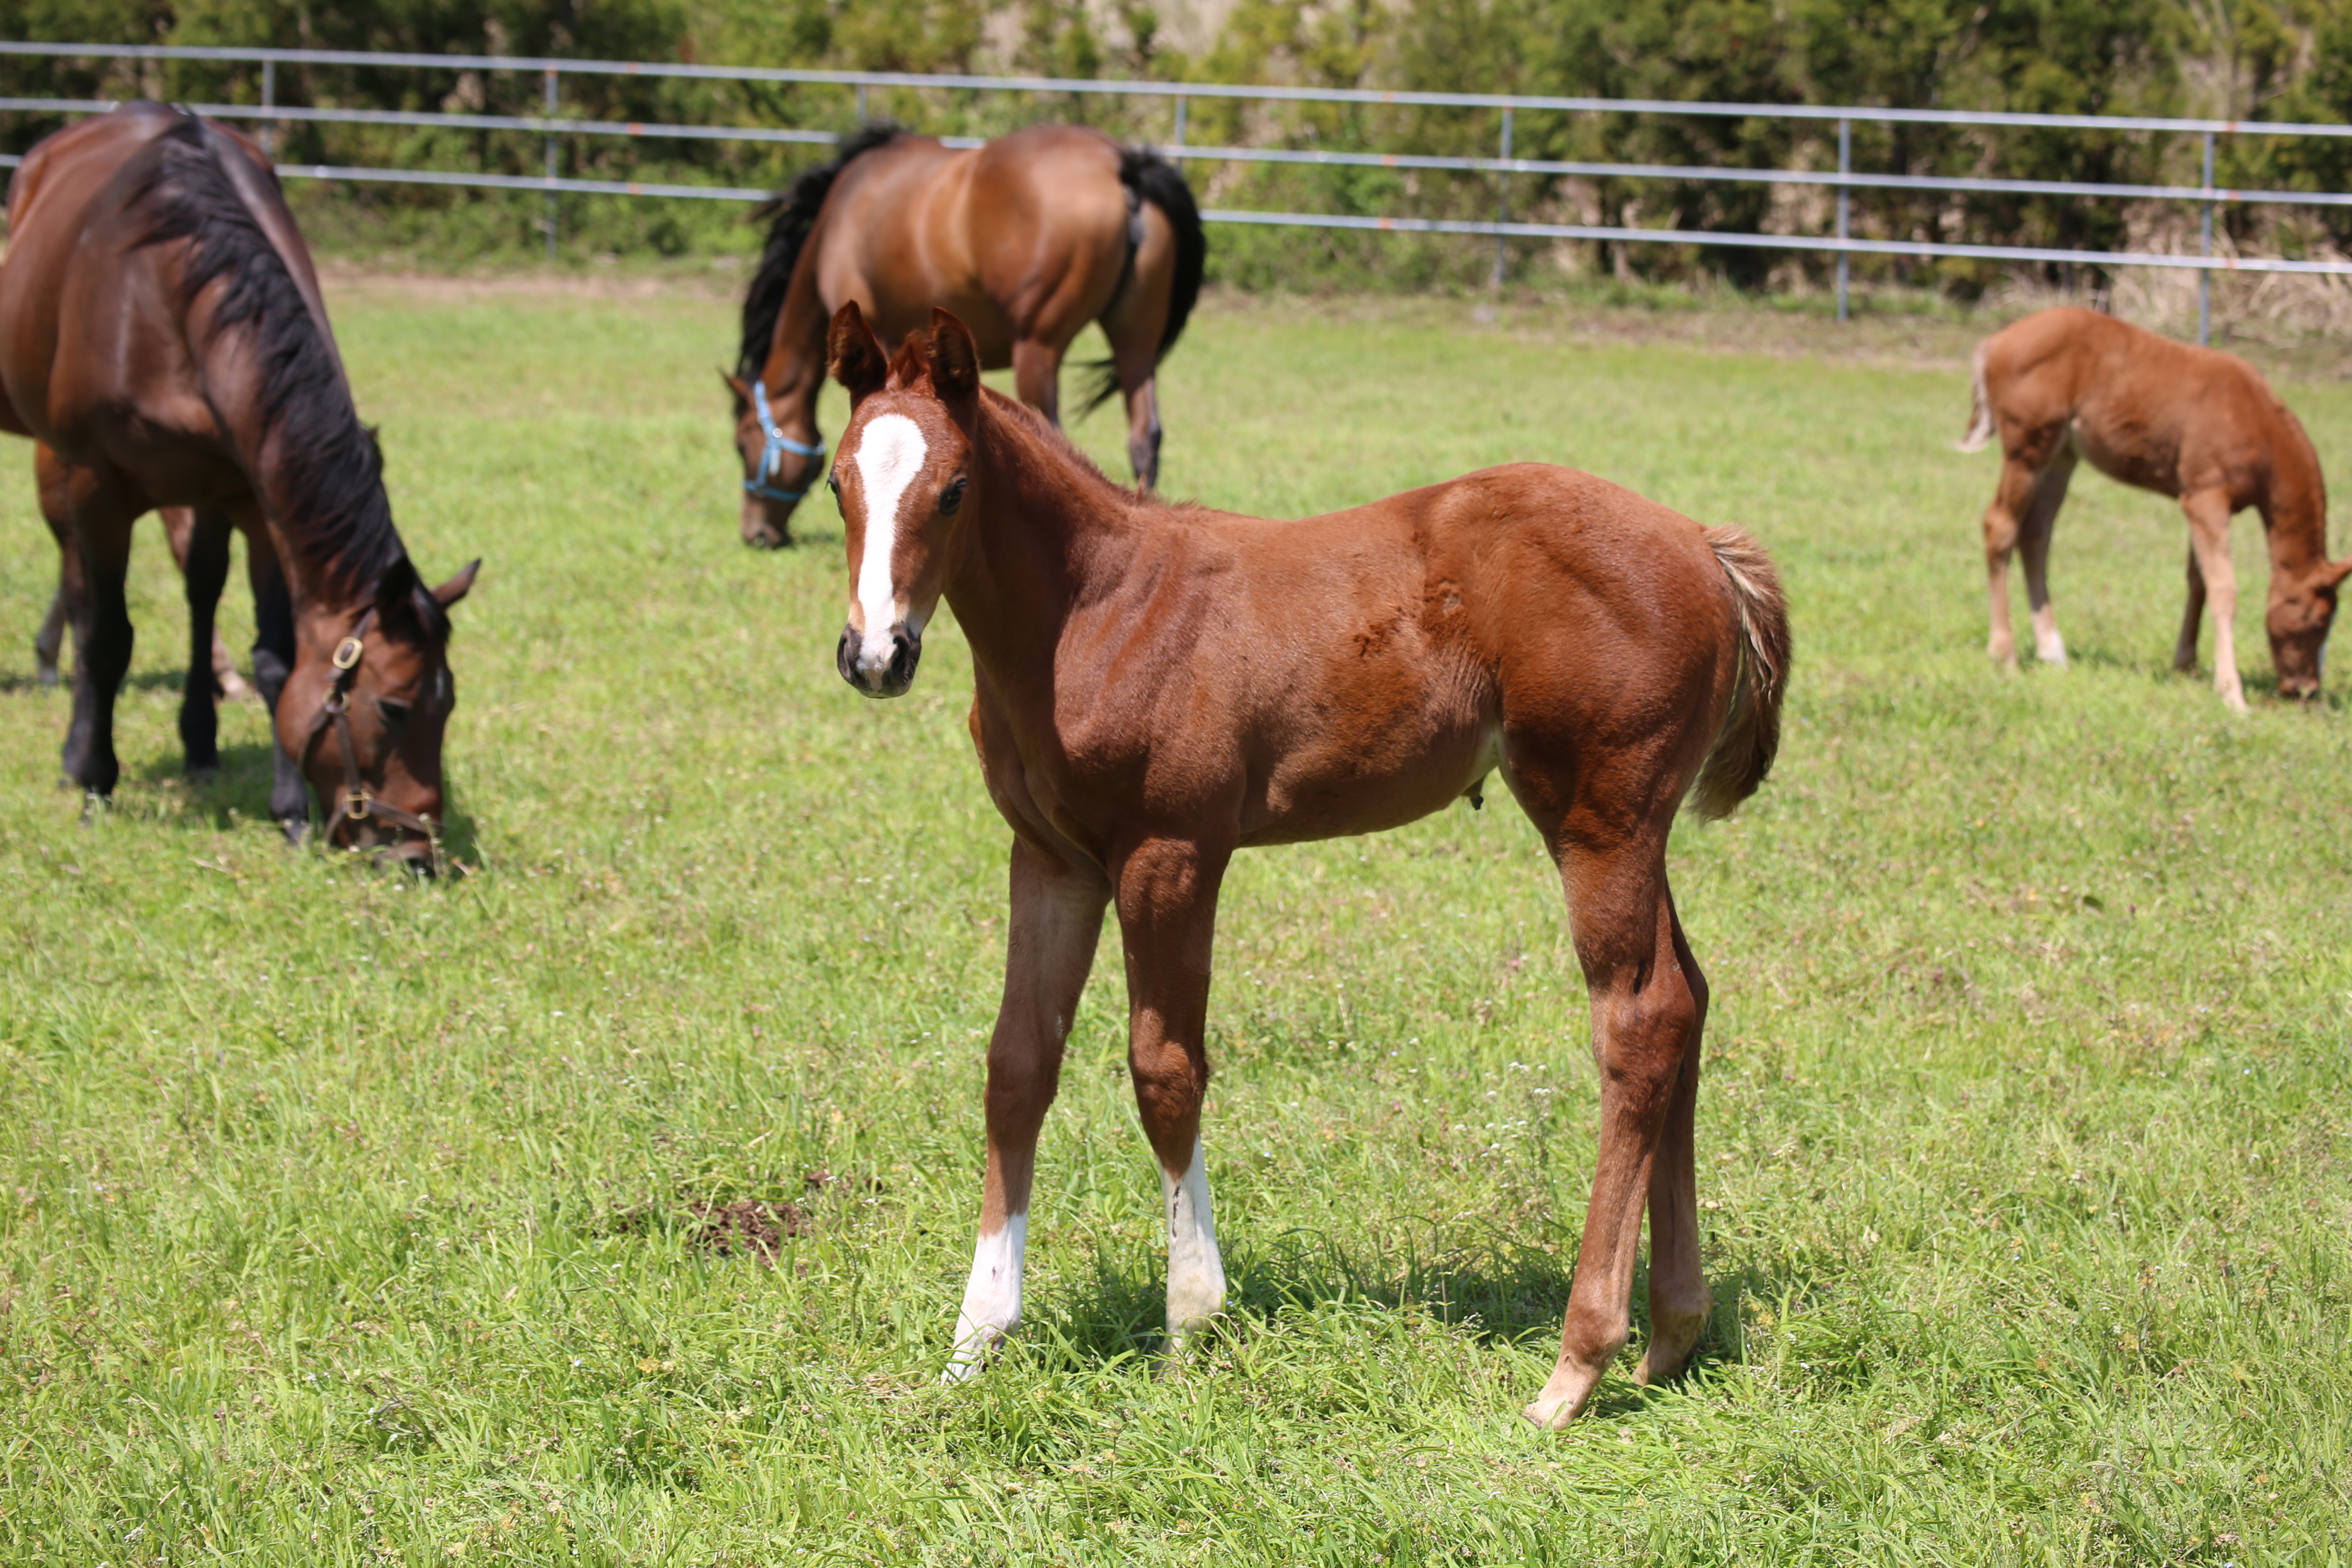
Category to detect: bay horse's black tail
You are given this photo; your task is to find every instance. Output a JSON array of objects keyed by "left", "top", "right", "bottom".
[
  {"left": 1076, "top": 146, "right": 1205, "bottom": 419},
  {"left": 737, "top": 124, "right": 905, "bottom": 381}
]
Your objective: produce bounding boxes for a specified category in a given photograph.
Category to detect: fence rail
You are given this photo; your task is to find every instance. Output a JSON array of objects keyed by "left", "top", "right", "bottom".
[{"left": 8, "top": 39, "right": 2352, "bottom": 328}]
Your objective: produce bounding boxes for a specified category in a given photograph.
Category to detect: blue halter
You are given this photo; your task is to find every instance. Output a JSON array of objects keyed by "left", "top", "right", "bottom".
[{"left": 743, "top": 378, "right": 826, "bottom": 503}]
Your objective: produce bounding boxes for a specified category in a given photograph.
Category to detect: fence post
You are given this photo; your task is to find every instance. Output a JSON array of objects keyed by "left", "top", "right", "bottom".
[
  {"left": 856, "top": 83, "right": 867, "bottom": 123},
  {"left": 2199, "top": 129, "right": 2215, "bottom": 346},
  {"left": 544, "top": 68, "right": 559, "bottom": 264},
  {"left": 259, "top": 58, "right": 275, "bottom": 158},
  {"left": 1493, "top": 106, "right": 1513, "bottom": 290},
  {"left": 1836, "top": 116, "right": 1850, "bottom": 323},
  {"left": 1173, "top": 94, "right": 1187, "bottom": 150}
]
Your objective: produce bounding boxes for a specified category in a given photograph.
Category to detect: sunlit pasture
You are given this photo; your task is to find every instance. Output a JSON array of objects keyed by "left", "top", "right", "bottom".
[{"left": 0, "top": 280, "right": 2345, "bottom": 1565}]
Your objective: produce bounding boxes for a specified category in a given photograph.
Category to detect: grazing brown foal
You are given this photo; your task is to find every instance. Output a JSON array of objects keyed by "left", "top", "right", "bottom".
[
  {"left": 822, "top": 303, "right": 1790, "bottom": 1427},
  {"left": 726, "top": 124, "right": 1203, "bottom": 546},
  {"left": 1960, "top": 306, "right": 2352, "bottom": 709}
]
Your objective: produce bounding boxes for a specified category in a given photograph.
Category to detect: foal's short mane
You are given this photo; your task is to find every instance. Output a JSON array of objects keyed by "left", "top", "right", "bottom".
[
  {"left": 739, "top": 125, "right": 906, "bottom": 382},
  {"left": 982, "top": 388, "right": 1199, "bottom": 518},
  {"left": 136, "top": 111, "right": 417, "bottom": 615}
]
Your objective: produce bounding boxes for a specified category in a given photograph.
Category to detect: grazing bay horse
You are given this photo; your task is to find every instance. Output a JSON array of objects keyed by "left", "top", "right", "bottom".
[
  {"left": 725, "top": 124, "right": 1203, "bottom": 547},
  {"left": 822, "top": 303, "right": 1791, "bottom": 1427},
  {"left": 0, "top": 104, "right": 478, "bottom": 864},
  {"left": 1960, "top": 306, "right": 2352, "bottom": 709}
]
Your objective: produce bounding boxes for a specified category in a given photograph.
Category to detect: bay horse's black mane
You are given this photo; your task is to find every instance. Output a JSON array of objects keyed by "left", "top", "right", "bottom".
[
  {"left": 737, "top": 124, "right": 907, "bottom": 382},
  {"left": 136, "top": 110, "right": 425, "bottom": 619}
]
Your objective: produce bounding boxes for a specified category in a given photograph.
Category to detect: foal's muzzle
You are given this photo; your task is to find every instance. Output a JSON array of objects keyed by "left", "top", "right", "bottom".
[{"left": 838, "top": 622, "right": 921, "bottom": 697}]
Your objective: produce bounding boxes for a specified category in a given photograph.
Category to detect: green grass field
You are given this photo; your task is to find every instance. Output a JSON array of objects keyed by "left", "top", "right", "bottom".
[{"left": 1, "top": 282, "right": 2348, "bottom": 1566}]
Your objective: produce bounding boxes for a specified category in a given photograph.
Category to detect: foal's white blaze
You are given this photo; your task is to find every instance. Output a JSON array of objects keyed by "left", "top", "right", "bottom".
[
  {"left": 944, "top": 1211, "right": 1027, "bottom": 1381},
  {"left": 1163, "top": 1140, "right": 1226, "bottom": 1337},
  {"left": 851, "top": 412, "right": 929, "bottom": 669}
]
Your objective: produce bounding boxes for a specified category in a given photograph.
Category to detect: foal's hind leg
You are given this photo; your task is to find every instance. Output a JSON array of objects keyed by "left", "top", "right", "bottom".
[
  {"left": 2018, "top": 445, "right": 2076, "bottom": 666},
  {"left": 173, "top": 507, "right": 235, "bottom": 776},
  {"left": 1633, "top": 903, "right": 1711, "bottom": 1390},
  {"left": 1522, "top": 822, "right": 1704, "bottom": 1428},
  {"left": 1980, "top": 431, "right": 2065, "bottom": 668},
  {"left": 945, "top": 838, "right": 1110, "bottom": 1379},
  {"left": 2175, "top": 543, "right": 2208, "bottom": 674}
]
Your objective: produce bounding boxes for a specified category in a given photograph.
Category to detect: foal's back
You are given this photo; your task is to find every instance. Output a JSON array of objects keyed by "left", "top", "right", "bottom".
[{"left": 1979, "top": 307, "right": 2306, "bottom": 499}]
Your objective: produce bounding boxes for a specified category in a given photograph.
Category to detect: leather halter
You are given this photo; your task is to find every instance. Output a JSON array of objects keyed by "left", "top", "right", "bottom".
[
  {"left": 298, "top": 608, "right": 438, "bottom": 852},
  {"left": 743, "top": 377, "right": 826, "bottom": 503}
]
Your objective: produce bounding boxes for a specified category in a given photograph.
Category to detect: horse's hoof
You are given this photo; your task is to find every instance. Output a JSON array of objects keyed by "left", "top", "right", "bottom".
[
  {"left": 185, "top": 764, "right": 221, "bottom": 786},
  {"left": 78, "top": 791, "right": 107, "bottom": 826},
  {"left": 279, "top": 817, "right": 308, "bottom": 847},
  {"left": 35, "top": 663, "right": 59, "bottom": 689}
]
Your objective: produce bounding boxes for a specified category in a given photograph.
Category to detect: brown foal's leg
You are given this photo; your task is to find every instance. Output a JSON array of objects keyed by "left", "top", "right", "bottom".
[
  {"left": 1633, "top": 904, "right": 1711, "bottom": 1389},
  {"left": 944, "top": 837, "right": 1109, "bottom": 1379},
  {"left": 1114, "top": 835, "right": 1232, "bottom": 1347},
  {"left": 2018, "top": 445, "right": 2077, "bottom": 667},
  {"left": 2175, "top": 543, "right": 2209, "bottom": 674},
  {"left": 2182, "top": 488, "right": 2248, "bottom": 712},
  {"left": 1525, "top": 829, "right": 1702, "bottom": 1429},
  {"left": 1980, "top": 450, "right": 2047, "bottom": 668}
]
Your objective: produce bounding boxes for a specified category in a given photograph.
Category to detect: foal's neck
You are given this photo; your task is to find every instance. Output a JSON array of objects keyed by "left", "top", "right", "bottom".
[
  {"left": 947, "top": 399, "right": 1139, "bottom": 688},
  {"left": 2262, "top": 419, "right": 2334, "bottom": 577}
]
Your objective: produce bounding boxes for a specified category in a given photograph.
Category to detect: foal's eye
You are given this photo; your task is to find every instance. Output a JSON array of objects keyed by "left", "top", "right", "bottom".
[
  {"left": 939, "top": 477, "right": 967, "bottom": 515},
  {"left": 375, "top": 698, "right": 413, "bottom": 726},
  {"left": 827, "top": 471, "right": 842, "bottom": 499}
]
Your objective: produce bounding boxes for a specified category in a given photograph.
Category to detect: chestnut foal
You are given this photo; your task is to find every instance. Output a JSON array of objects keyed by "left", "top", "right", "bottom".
[
  {"left": 1960, "top": 307, "right": 2352, "bottom": 709},
  {"left": 824, "top": 304, "right": 1789, "bottom": 1427}
]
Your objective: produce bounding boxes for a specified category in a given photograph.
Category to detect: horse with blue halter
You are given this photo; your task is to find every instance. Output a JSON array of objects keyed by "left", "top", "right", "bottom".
[
  {"left": 0, "top": 103, "right": 477, "bottom": 866},
  {"left": 726, "top": 123, "right": 1204, "bottom": 546},
  {"left": 824, "top": 303, "right": 1791, "bottom": 1426}
]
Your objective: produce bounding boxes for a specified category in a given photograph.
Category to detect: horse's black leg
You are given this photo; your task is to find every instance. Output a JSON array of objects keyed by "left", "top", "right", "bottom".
[
  {"left": 47, "top": 461, "right": 139, "bottom": 800},
  {"left": 245, "top": 527, "right": 308, "bottom": 840},
  {"left": 178, "top": 507, "right": 233, "bottom": 776}
]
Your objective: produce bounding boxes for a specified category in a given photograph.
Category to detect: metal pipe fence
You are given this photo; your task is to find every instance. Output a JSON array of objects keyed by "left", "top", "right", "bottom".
[{"left": 8, "top": 39, "right": 2352, "bottom": 332}]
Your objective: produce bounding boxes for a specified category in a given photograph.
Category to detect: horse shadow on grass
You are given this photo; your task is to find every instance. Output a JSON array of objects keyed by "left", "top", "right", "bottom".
[
  {"left": 116, "top": 739, "right": 484, "bottom": 865},
  {"left": 1010, "top": 1221, "right": 1851, "bottom": 1415}
]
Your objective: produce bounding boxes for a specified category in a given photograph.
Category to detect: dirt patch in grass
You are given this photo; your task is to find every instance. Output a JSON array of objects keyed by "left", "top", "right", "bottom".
[{"left": 685, "top": 1198, "right": 811, "bottom": 1262}]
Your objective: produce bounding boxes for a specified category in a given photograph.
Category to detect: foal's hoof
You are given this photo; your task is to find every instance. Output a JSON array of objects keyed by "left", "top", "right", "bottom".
[
  {"left": 1521, "top": 1393, "right": 1584, "bottom": 1430},
  {"left": 218, "top": 669, "right": 256, "bottom": 704}
]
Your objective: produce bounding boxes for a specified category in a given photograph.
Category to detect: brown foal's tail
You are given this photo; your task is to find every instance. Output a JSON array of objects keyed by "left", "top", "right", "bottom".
[
  {"left": 1956, "top": 341, "right": 1996, "bottom": 452},
  {"left": 1691, "top": 525, "right": 1791, "bottom": 820}
]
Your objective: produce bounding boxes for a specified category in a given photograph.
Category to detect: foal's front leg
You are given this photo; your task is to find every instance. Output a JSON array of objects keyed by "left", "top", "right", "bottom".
[
  {"left": 944, "top": 839, "right": 1109, "bottom": 1379},
  {"left": 1114, "top": 836, "right": 1232, "bottom": 1346}
]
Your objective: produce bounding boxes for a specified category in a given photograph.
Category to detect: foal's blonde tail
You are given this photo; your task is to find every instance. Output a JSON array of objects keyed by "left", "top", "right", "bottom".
[
  {"left": 1956, "top": 341, "right": 1996, "bottom": 452},
  {"left": 1691, "top": 524, "right": 1791, "bottom": 822}
]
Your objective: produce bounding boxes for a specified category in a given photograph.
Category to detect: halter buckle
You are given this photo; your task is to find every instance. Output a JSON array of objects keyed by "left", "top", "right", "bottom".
[
  {"left": 345, "top": 790, "right": 370, "bottom": 822},
  {"left": 332, "top": 637, "right": 364, "bottom": 672}
]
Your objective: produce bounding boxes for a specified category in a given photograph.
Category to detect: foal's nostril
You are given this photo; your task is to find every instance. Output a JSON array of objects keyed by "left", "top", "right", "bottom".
[
  {"left": 836, "top": 625, "right": 859, "bottom": 687},
  {"left": 889, "top": 630, "right": 922, "bottom": 690}
]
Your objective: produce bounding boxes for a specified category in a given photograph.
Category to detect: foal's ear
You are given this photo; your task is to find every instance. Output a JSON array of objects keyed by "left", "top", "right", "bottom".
[
  {"left": 927, "top": 307, "right": 981, "bottom": 425},
  {"left": 827, "top": 303, "right": 889, "bottom": 409}
]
